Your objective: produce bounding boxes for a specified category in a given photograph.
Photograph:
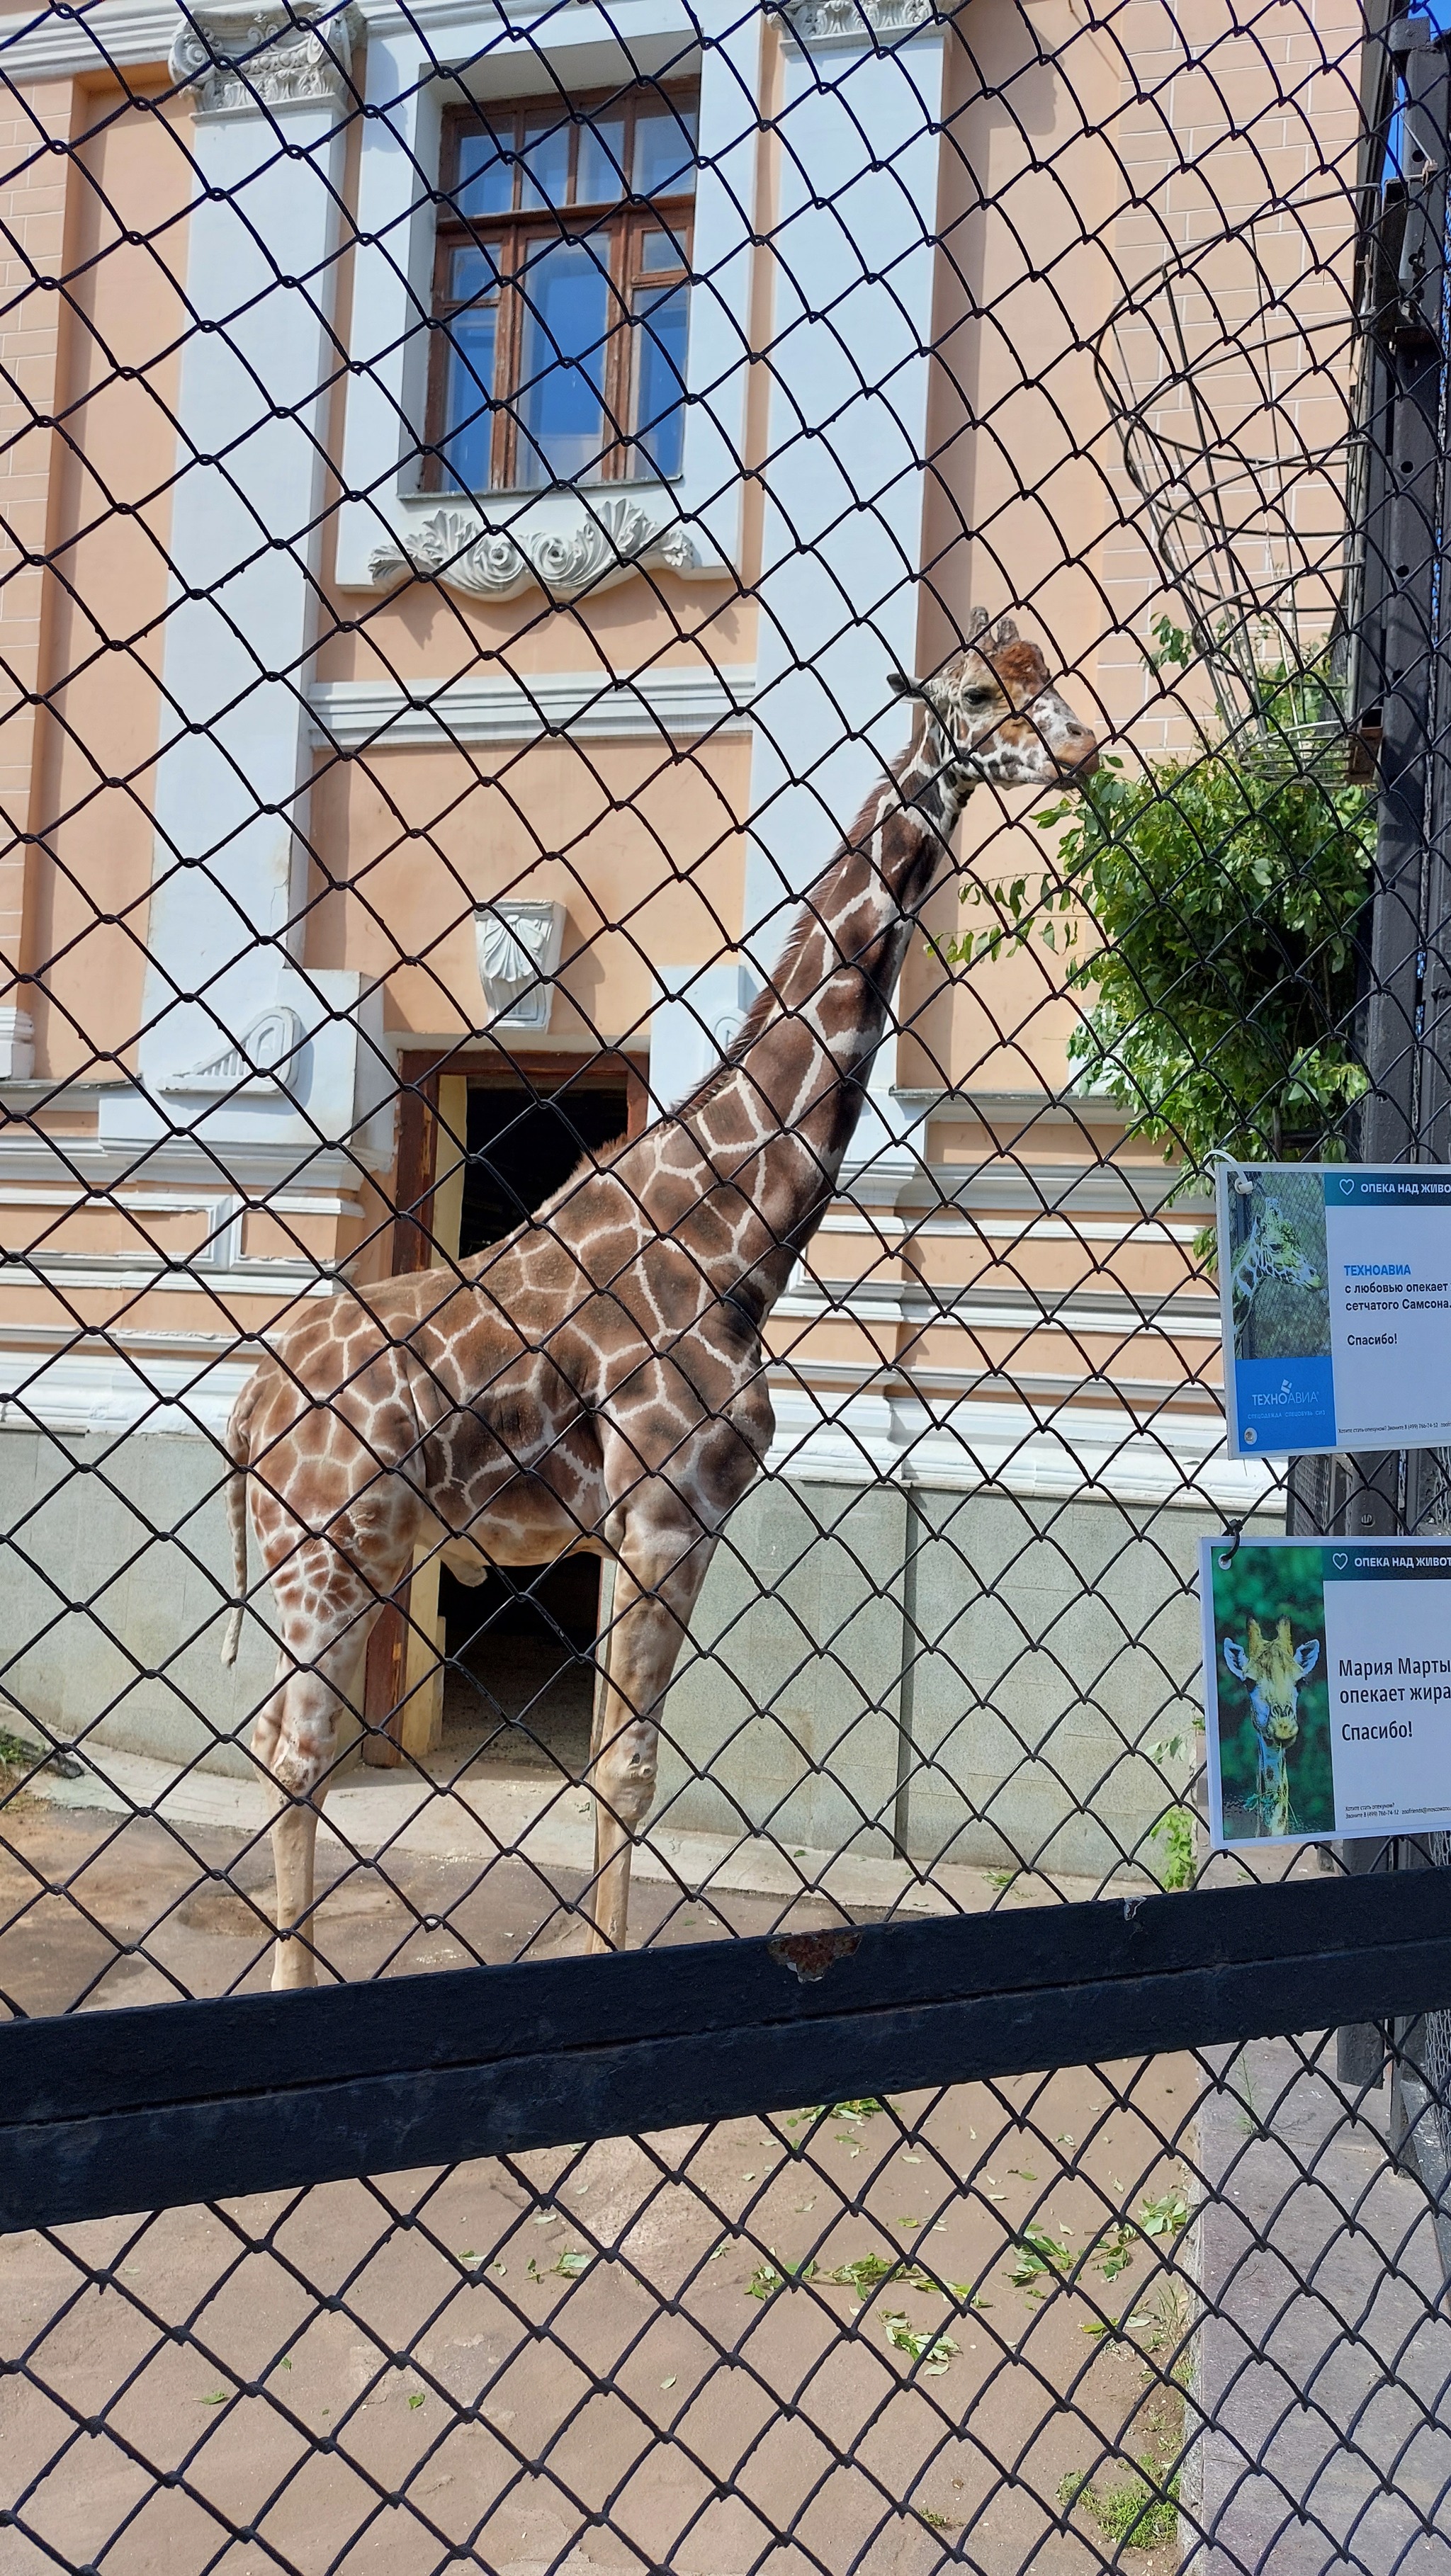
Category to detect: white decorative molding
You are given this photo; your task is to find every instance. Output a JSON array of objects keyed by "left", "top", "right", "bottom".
[
  {"left": 781, "top": 0, "right": 933, "bottom": 42},
  {"left": 308, "top": 666, "right": 757, "bottom": 752},
  {"left": 369, "top": 496, "right": 697, "bottom": 604},
  {"left": 0, "top": 0, "right": 177, "bottom": 81},
  {"left": 0, "top": 1332, "right": 1269, "bottom": 1514},
  {"left": 475, "top": 900, "right": 565, "bottom": 1033},
  {"left": 0, "top": 1123, "right": 371, "bottom": 1201},
  {"left": 157, "top": 1004, "right": 303, "bottom": 1096},
  {"left": 0, "top": 1008, "right": 34, "bottom": 1082},
  {"left": 169, "top": 0, "right": 361, "bottom": 114}
]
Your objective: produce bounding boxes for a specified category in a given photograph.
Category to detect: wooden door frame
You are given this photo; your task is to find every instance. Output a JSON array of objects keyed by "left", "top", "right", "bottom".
[
  {"left": 363, "top": 1047, "right": 648, "bottom": 1761},
  {"left": 389, "top": 1048, "right": 648, "bottom": 1279}
]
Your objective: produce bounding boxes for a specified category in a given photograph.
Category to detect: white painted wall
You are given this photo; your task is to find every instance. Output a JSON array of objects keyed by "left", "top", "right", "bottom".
[
  {"left": 666, "top": 15, "right": 949, "bottom": 1170},
  {"left": 744, "top": 18, "right": 948, "bottom": 963},
  {"left": 138, "top": 79, "right": 353, "bottom": 1092}
]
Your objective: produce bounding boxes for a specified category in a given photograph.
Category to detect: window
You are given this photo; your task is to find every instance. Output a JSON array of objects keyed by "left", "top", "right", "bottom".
[{"left": 429, "top": 89, "right": 697, "bottom": 495}]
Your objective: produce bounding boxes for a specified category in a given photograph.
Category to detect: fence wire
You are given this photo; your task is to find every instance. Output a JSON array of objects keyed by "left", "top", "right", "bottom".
[{"left": 1, "top": 0, "right": 1450, "bottom": 2566}]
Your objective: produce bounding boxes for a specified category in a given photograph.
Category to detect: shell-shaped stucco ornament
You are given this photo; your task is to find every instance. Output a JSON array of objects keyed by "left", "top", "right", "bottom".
[
  {"left": 371, "top": 499, "right": 696, "bottom": 603},
  {"left": 160, "top": 1004, "right": 304, "bottom": 1094},
  {"left": 475, "top": 900, "right": 565, "bottom": 1031}
]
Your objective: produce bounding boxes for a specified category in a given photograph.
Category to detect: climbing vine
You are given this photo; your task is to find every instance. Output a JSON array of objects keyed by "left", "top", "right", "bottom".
[{"left": 947, "top": 640, "right": 1375, "bottom": 1187}]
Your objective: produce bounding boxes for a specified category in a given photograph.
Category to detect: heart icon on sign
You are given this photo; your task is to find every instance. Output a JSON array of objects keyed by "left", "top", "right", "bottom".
[
  {"left": 1333, "top": 1552, "right": 1348, "bottom": 1569},
  {"left": 1339, "top": 1177, "right": 1355, "bottom": 1196}
]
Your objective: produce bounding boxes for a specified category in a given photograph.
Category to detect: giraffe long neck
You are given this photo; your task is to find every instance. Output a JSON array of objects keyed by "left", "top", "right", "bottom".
[
  {"left": 665, "top": 715, "right": 969, "bottom": 1269},
  {"left": 1258, "top": 1740, "right": 1289, "bottom": 1837}
]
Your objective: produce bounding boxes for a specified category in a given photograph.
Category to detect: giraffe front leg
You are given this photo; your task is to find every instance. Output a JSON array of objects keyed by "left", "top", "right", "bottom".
[{"left": 588, "top": 1530, "right": 717, "bottom": 1954}]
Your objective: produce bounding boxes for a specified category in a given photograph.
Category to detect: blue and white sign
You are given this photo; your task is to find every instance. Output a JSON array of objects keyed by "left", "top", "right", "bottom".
[
  {"left": 1218, "top": 1163, "right": 1451, "bottom": 1459},
  {"left": 1202, "top": 1534, "right": 1451, "bottom": 1848}
]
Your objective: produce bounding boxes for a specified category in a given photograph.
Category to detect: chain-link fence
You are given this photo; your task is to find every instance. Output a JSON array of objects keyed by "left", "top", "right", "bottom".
[{"left": 3, "top": 0, "right": 1451, "bottom": 2565}]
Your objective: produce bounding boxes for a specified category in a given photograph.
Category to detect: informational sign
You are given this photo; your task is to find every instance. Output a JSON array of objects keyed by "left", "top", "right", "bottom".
[
  {"left": 1217, "top": 1162, "right": 1451, "bottom": 1458},
  {"left": 1200, "top": 1533, "right": 1451, "bottom": 1849}
]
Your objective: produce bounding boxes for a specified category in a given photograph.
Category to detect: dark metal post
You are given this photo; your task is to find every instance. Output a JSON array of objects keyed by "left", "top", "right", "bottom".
[{"left": 1338, "top": 15, "right": 1450, "bottom": 2089}]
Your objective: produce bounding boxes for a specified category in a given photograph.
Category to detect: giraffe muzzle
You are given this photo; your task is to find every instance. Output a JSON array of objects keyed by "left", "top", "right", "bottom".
[{"left": 1056, "top": 734, "right": 1100, "bottom": 782}]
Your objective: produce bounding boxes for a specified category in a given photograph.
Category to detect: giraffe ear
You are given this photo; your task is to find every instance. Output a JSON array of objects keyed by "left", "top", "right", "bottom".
[{"left": 886, "top": 670, "right": 915, "bottom": 698}]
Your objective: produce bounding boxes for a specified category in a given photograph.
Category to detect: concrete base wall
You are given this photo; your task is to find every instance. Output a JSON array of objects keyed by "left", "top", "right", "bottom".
[
  {"left": 1, "top": 1425, "right": 280, "bottom": 1781},
  {"left": 656, "top": 1478, "right": 1234, "bottom": 1883},
  {"left": 1, "top": 1427, "right": 1249, "bottom": 1876}
]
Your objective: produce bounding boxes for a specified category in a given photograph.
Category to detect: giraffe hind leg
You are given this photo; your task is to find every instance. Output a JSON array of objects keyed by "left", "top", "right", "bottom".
[{"left": 251, "top": 1567, "right": 390, "bottom": 1990}]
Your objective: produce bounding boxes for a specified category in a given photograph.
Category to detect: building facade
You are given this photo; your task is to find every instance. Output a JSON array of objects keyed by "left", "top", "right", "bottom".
[{"left": 0, "top": 0, "right": 1362, "bottom": 1880}]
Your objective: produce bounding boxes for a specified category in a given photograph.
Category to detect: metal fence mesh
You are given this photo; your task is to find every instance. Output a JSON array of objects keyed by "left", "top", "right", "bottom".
[{"left": 1, "top": 0, "right": 1450, "bottom": 2565}]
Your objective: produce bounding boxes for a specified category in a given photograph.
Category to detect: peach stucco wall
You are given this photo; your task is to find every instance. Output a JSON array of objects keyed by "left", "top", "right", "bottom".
[
  {"left": 0, "top": 75, "right": 78, "bottom": 1024},
  {"left": 29, "top": 77, "right": 194, "bottom": 1079}
]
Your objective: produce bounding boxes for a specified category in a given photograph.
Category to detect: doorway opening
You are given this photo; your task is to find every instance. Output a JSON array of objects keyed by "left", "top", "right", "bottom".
[{"left": 443, "top": 1073, "right": 631, "bottom": 1778}]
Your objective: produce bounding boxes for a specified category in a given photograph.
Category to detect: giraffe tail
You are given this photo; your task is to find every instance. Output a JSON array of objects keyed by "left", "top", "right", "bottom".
[{"left": 220, "top": 1374, "right": 261, "bottom": 1666}]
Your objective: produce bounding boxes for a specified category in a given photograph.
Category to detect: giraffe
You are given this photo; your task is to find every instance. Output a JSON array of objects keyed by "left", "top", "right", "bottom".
[
  {"left": 1229, "top": 1192, "right": 1322, "bottom": 1339},
  {"left": 1222, "top": 1614, "right": 1321, "bottom": 1835},
  {"left": 221, "top": 611, "right": 1100, "bottom": 1984}
]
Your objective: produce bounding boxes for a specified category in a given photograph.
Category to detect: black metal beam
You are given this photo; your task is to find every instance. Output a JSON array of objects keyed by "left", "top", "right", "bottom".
[{"left": 4, "top": 1871, "right": 1451, "bottom": 2230}]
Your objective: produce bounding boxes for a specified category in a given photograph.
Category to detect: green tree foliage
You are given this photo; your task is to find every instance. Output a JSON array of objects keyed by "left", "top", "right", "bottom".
[{"left": 947, "top": 647, "right": 1374, "bottom": 1185}]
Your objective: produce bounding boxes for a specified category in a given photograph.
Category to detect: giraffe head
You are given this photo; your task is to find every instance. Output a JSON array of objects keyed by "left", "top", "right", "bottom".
[
  {"left": 888, "top": 611, "right": 1100, "bottom": 795},
  {"left": 1249, "top": 1196, "right": 1321, "bottom": 1293},
  {"left": 1224, "top": 1614, "right": 1320, "bottom": 1752}
]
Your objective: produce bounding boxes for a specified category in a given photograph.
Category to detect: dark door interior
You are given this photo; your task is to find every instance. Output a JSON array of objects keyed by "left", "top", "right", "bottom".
[{"left": 443, "top": 1078, "right": 629, "bottom": 1776}]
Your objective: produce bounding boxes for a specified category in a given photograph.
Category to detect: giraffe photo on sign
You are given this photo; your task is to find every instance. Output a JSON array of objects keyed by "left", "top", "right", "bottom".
[
  {"left": 1216, "top": 1162, "right": 1451, "bottom": 1459},
  {"left": 1199, "top": 1536, "right": 1451, "bottom": 1849}
]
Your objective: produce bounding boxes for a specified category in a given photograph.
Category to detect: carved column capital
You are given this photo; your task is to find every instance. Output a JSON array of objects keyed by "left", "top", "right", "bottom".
[
  {"left": 779, "top": 0, "right": 933, "bottom": 44},
  {"left": 169, "top": 1, "right": 361, "bottom": 118}
]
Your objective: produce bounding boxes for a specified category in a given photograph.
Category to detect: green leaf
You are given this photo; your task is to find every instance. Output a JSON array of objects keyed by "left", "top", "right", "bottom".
[
  {"left": 1093, "top": 2225, "right": 1135, "bottom": 2281},
  {"left": 882, "top": 2310, "right": 959, "bottom": 2373},
  {"left": 942, "top": 689, "right": 1373, "bottom": 1188},
  {"left": 1139, "top": 2191, "right": 1190, "bottom": 2237},
  {"left": 1006, "top": 2226, "right": 1071, "bottom": 2288}
]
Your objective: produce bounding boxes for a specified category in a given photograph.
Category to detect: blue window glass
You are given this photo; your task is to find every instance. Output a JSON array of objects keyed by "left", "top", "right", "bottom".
[
  {"left": 638, "top": 227, "right": 683, "bottom": 273},
  {"left": 519, "top": 116, "right": 570, "bottom": 212},
  {"left": 440, "top": 248, "right": 499, "bottom": 493},
  {"left": 632, "top": 104, "right": 696, "bottom": 200},
  {"left": 516, "top": 240, "right": 611, "bottom": 487},
  {"left": 436, "top": 96, "right": 696, "bottom": 494},
  {"left": 575, "top": 115, "right": 626, "bottom": 206},
  {"left": 456, "top": 126, "right": 512, "bottom": 218},
  {"left": 631, "top": 280, "right": 688, "bottom": 479}
]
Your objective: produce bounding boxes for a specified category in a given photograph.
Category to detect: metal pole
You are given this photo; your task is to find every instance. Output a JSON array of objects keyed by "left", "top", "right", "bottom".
[{"left": 1337, "top": 13, "right": 1450, "bottom": 2089}]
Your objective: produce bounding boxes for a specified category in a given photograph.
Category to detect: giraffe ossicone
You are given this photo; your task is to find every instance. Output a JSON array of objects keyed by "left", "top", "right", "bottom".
[{"left": 222, "top": 616, "right": 1101, "bottom": 1986}]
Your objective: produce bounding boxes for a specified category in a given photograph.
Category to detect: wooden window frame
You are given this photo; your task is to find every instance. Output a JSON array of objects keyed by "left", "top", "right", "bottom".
[{"left": 424, "top": 86, "right": 697, "bottom": 494}]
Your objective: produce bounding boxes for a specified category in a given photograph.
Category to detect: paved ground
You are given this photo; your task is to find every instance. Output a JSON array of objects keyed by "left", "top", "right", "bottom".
[
  {"left": 1, "top": 2065, "right": 1195, "bottom": 2576},
  {"left": 1185, "top": 2036, "right": 1451, "bottom": 2573},
  {"left": 0, "top": 1787, "right": 1194, "bottom": 2576},
  {"left": 6, "top": 1778, "right": 1451, "bottom": 2570}
]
